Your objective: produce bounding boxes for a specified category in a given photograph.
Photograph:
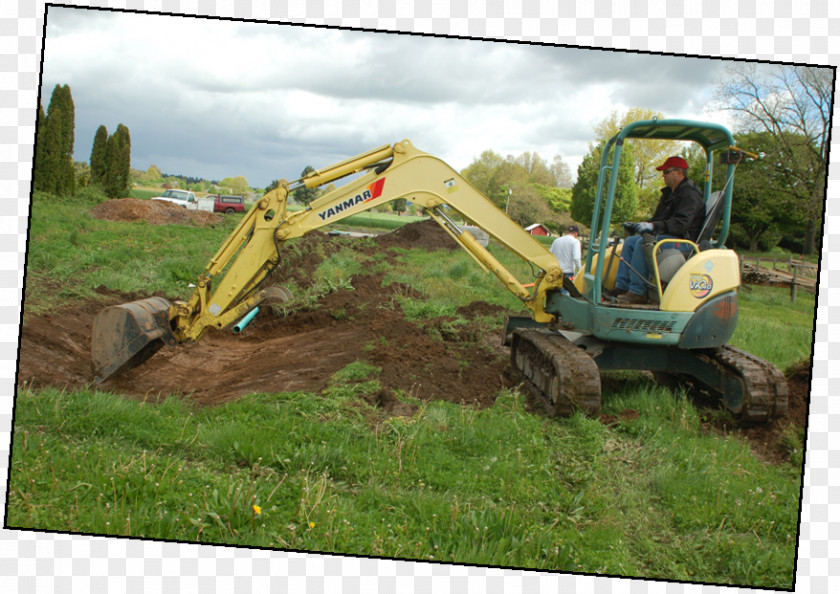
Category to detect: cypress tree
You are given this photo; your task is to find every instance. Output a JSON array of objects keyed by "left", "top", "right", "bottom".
[
  {"left": 52, "top": 85, "right": 75, "bottom": 195},
  {"left": 34, "top": 84, "right": 76, "bottom": 195},
  {"left": 292, "top": 165, "right": 320, "bottom": 205},
  {"left": 53, "top": 85, "right": 74, "bottom": 158},
  {"left": 33, "top": 105, "right": 47, "bottom": 192},
  {"left": 571, "top": 142, "right": 638, "bottom": 226},
  {"left": 103, "top": 124, "right": 132, "bottom": 199},
  {"left": 90, "top": 125, "right": 109, "bottom": 185},
  {"left": 38, "top": 105, "right": 64, "bottom": 194}
]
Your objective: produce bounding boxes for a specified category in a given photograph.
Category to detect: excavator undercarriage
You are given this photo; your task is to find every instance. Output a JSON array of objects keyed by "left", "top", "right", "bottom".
[{"left": 508, "top": 326, "right": 788, "bottom": 425}]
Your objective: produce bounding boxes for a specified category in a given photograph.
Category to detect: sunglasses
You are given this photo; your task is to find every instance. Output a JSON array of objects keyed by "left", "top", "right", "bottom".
[{"left": 662, "top": 168, "right": 679, "bottom": 175}]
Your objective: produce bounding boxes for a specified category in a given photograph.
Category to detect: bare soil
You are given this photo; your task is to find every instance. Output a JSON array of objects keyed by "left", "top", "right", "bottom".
[
  {"left": 16, "top": 209, "right": 811, "bottom": 464},
  {"left": 89, "top": 198, "right": 222, "bottom": 226}
]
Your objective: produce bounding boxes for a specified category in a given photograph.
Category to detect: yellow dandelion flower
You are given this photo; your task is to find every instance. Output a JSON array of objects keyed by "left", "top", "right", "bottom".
[
  {"left": 309, "top": 522, "right": 315, "bottom": 528},
  {"left": 252, "top": 504, "right": 262, "bottom": 515}
]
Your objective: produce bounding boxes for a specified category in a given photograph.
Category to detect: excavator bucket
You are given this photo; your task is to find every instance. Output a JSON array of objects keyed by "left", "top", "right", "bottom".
[{"left": 91, "top": 296, "right": 177, "bottom": 383}]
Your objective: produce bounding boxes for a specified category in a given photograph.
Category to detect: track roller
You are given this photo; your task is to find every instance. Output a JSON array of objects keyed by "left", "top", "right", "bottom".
[
  {"left": 510, "top": 328, "right": 601, "bottom": 417},
  {"left": 651, "top": 345, "right": 788, "bottom": 425}
]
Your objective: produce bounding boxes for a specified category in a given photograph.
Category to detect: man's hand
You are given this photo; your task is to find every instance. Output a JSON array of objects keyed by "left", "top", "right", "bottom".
[{"left": 622, "top": 221, "right": 654, "bottom": 234}]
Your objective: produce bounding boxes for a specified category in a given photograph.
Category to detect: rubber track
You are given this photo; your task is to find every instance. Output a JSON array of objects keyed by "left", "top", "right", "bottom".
[
  {"left": 713, "top": 344, "right": 789, "bottom": 424},
  {"left": 511, "top": 329, "right": 601, "bottom": 417}
]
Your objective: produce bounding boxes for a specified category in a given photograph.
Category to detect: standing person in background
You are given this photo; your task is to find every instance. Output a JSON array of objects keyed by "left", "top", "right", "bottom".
[{"left": 550, "top": 225, "right": 582, "bottom": 280}]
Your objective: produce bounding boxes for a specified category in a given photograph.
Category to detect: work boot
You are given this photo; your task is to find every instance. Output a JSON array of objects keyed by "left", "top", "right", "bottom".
[
  {"left": 603, "top": 286, "right": 626, "bottom": 298},
  {"left": 616, "top": 291, "right": 649, "bottom": 305}
]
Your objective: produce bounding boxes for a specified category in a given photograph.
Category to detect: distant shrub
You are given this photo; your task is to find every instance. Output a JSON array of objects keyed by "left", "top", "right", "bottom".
[
  {"left": 73, "top": 185, "right": 109, "bottom": 205},
  {"left": 33, "top": 186, "right": 108, "bottom": 206}
]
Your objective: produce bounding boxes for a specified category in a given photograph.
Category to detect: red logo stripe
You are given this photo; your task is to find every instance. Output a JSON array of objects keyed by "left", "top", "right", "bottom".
[{"left": 365, "top": 178, "right": 386, "bottom": 202}]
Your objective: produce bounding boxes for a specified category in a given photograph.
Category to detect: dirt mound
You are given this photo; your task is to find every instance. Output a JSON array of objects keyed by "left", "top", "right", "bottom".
[
  {"left": 456, "top": 301, "right": 509, "bottom": 319},
  {"left": 270, "top": 232, "right": 344, "bottom": 288},
  {"left": 372, "top": 219, "right": 459, "bottom": 251},
  {"left": 89, "top": 198, "right": 222, "bottom": 226}
]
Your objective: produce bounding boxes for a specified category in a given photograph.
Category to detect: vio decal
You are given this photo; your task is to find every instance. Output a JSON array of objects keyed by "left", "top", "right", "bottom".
[
  {"left": 689, "top": 273, "right": 713, "bottom": 299},
  {"left": 317, "top": 178, "right": 386, "bottom": 221}
]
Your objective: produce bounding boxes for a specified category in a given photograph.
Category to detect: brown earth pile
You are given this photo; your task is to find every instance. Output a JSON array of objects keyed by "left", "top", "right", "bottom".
[
  {"left": 372, "top": 219, "right": 459, "bottom": 250},
  {"left": 89, "top": 198, "right": 222, "bottom": 226}
]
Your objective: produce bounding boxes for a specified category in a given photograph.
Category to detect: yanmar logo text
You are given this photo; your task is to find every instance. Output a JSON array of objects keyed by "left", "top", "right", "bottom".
[{"left": 317, "top": 178, "right": 386, "bottom": 221}]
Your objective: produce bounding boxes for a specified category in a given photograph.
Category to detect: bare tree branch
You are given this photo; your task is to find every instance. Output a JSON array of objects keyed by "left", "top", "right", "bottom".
[{"left": 711, "top": 63, "right": 834, "bottom": 254}]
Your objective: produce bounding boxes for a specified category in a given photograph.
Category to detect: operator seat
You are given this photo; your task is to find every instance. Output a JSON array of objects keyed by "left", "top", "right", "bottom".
[{"left": 695, "top": 191, "right": 725, "bottom": 250}]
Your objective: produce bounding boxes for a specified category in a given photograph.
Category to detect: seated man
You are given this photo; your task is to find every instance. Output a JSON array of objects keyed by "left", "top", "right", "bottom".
[{"left": 611, "top": 156, "right": 706, "bottom": 305}]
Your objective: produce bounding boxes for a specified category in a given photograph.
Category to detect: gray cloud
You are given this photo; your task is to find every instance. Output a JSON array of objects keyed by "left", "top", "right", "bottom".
[{"left": 41, "top": 7, "right": 739, "bottom": 188}]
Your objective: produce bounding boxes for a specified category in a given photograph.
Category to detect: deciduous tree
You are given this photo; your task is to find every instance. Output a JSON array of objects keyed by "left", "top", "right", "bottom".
[
  {"left": 461, "top": 149, "right": 571, "bottom": 225},
  {"left": 570, "top": 141, "right": 638, "bottom": 230},
  {"left": 460, "top": 150, "right": 507, "bottom": 209},
  {"left": 290, "top": 166, "right": 319, "bottom": 205},
  {"left": 512, "top": 152, "right": 555, "bottom": 186},
  {"left": 391, "top": 197, "right": 408, "bottom": 215},
  {"left": 713, "top": 64, "right": 832, "bottom": 254},
  {"left": 594, "top": 107, "right": 682, "bottom": 190},
  {"left": 218, "top": 175, "right": 250, "bottom": 196},
  {"left": 550, "top": 155, "right": 573, "bottom": 189},
  {"left": 727, "top": 132, "right": 795, "bottom": 250}
]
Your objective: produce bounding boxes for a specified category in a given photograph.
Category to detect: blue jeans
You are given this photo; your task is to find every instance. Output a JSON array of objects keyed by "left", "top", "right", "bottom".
[{"left": 615, "top": 234, "right": 689, "bottom": 295}]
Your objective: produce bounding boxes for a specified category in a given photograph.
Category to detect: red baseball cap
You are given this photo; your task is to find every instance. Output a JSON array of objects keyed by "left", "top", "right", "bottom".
[{"left": 656, "top": 156, "right": 688, "bottom": 171}]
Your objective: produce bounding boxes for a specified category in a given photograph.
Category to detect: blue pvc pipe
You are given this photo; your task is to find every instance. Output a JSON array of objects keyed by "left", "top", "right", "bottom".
[{"left": 233, "top": 307, "right": 259, "bottom": 334}]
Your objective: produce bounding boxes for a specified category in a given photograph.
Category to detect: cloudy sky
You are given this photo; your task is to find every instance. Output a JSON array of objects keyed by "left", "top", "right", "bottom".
[{"left": 40, "top": 6, "right": 746, "bottom": 189}]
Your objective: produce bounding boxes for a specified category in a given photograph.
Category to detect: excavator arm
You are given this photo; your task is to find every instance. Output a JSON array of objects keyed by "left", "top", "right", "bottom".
[{"left": 91, "top": 140, "right": 565, "bottom": 382}]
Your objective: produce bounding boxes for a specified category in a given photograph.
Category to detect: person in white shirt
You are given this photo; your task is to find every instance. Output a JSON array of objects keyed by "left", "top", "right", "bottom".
[{"left": 550, "top": 225, "right": 581, "bottom": 279}]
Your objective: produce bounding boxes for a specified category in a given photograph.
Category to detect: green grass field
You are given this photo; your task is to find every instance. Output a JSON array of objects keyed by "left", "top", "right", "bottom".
[{"left": 8, "top": 189, "right": 813, "bottom": 588}]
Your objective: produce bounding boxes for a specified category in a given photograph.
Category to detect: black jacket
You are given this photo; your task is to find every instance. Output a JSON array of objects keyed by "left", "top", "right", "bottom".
[{"left": 648, "top": 178, "right": 705, "bottom": 240}]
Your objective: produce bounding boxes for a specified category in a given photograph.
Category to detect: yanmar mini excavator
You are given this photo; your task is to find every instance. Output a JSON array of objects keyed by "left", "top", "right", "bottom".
[{"left": 91, "top": 119, "right": 788, "bottom": 424}]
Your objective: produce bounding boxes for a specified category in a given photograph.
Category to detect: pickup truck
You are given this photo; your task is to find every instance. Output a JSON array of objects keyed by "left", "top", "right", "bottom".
[
  {"left": 209, "top": 194, "right": 246, "bottom": 214},
  {"left": 151, "top": 189, "right": 198, "bottom": 210}
]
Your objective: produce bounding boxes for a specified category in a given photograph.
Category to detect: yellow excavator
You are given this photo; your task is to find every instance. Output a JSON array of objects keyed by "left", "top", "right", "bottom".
[{"left": 91, "top": 119, "right": 788, "bottom": 424}]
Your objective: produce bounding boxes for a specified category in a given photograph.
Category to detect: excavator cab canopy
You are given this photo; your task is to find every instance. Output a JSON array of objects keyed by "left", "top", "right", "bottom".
[
  {"left": 614, "top": 119, "right": 734, "bottom": 152},
  {"left": 584, "top": 118, "right": 740, "bottom": 305}
]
